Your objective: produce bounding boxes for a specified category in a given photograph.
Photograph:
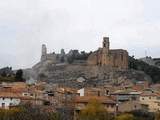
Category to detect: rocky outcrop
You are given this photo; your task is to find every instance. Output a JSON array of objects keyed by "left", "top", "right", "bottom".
[{"left": 30, "top": 60, "right": 151, "bottom": 88}]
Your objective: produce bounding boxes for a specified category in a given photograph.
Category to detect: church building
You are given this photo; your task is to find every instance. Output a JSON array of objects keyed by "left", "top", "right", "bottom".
[{"left": 87, "top": 37, "right": 128, "bottom": 69}]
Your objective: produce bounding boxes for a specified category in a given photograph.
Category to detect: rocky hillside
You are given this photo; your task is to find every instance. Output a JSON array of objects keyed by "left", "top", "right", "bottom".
[{"left": 26, "top": 60, "right": 151, "bottom": 88}]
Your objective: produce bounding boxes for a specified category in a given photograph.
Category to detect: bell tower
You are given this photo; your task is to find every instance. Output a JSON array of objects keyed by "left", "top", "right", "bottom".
[
  {"left": 41, "top": 44, "right": 47, "bottom": 61},
  {"left": 101, "top": 37, "right": 110, "bottom": 66},
  {"left": 103, "top": 37, "right": 110, "bottom": 54}
]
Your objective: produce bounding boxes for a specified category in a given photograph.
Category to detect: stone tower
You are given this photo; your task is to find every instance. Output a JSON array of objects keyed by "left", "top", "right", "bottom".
[
  {"left": 41, "top": 44, "right": 47, "bottom": 61},
  {"left": 101, "top": 37, "right": 110, "bottom": 66},
  {"left": 103, "top": 37, "right": 110, "bottom": 54}
]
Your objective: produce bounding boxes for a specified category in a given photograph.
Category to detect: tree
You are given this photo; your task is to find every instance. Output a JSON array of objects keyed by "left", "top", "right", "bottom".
[
  {"left": 155, "top": 111, "right": 160, "bottom": 120},
  {"left": 1, "top": 71, "right": 7, "bottom": 77},
  {"left": 115, "top": 113, "right": 135, "bottom": 120},
  {"left": 0, "top": 105, "right": 61, "bottom": 120},
  {"left": 131, "top": 110, "right": 154, "bottom": 120},
  {"left": 15, "top": 69, "right": 24, "bottom": 81},
  {"left": 60, "top": 56, "right": 65, "bottom": 63},
  {"left": 79, "top": 98, "right": 110, "bottom": 120},
  {"left": 129, "top": 56, "right": 160, "bottom": 83},
  {"left": 67, "top": 55, "right": 74, "bottom": 64}
]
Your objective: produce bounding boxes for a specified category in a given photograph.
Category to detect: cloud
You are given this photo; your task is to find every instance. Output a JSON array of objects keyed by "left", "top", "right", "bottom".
[{"left": 0, "top": 0, "right": 160, "bottom": 69}]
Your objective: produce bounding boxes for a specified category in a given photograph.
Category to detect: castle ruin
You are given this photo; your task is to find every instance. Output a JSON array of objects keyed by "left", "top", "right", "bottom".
[{"left": 40, "top": 37, "right": 128, "bottom": 69}]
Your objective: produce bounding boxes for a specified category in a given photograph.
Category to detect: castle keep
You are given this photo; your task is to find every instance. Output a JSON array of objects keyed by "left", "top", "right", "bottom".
[
  {"left": 87, "top": 37, "right": 128, "bottom": 69},
  {"left": 40, "top": 37, "right": 128, "bottom": 69}
]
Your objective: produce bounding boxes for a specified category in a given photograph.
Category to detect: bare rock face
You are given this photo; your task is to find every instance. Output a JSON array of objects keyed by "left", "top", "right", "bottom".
[{"left": 31, "top": 60, "right": 151, "bottom": 88}]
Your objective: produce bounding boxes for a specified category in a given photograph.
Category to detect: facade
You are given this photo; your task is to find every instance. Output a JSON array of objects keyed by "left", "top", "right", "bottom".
[
  {"left": 111, "top": 90, "right": 141, "bottom": 102},
  {"left": 139, "top": 92, "right": 160, "bottom": 112},
  {"left": 0, "top": 92, "right": 21, "bottom": 109},
  {"left": 87, "top": 37, "right": 128, "bottom": 69},
  {"left": 77, "top": 87, "right": 110, "bottom": 97},
  {"left": 118, "top": 101, "right": 142, "bottom": 112}
]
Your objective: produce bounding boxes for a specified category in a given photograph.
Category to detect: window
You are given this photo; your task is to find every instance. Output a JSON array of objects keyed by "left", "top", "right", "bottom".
[
  {"left": 142, "top": 98, "right": 144, "bottom": 100},
  {"left": 134, "top": 105, "right": 137, "bottom": 109},
  {"left": 9, "top": 103, "right": 13, "bottom": 106},
  {"left": 98, "top": 91, "right": 100, "bottom": 96},
  {"left": 106, "top": 90, "right": 109, "bottom": 95},
  {"left": 149, "top": 97, "right": 151, "bottom": 99},
  {"left": 111, "top": 104, "right": 114, "bottom": 108},
  {"left": 2, "top": 98, "right": 5, "bottom": 100},
  {"left": 2, "top": 103, "right": 5, "bottom": 108},
  {"left": 106, "top": 104, "right": 109, "bottom": 108},
  {"left": 23, "top": 93, "right": 28, "bottom": 96}
]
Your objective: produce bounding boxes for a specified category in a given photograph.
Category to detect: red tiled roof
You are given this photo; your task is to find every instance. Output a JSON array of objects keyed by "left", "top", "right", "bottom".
[
  {"left": 75, "top": 96, "right": 116, "bottom": 104},
  {"left": 140, "top": 92, "right": 160, "bottom": 97}
]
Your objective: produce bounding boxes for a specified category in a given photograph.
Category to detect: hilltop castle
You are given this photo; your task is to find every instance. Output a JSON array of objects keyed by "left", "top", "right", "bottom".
[{"left": 40, "top": 37, "right": 128, "bottom": 69}]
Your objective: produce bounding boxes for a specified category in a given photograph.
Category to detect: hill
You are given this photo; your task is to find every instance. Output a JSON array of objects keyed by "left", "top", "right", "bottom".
[{"left": 129, "top": 56, "right": 160, "bottom": 83}]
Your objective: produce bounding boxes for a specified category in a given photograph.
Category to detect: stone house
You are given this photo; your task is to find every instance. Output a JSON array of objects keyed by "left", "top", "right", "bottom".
[
  {"left": 111, "top": 90, "right": 141, "bottom": 102},
  {"left": 118, "top": 101, "right": 142, "bottom": 112},
  {"left": 77, "top": 87, "right": 111, "bottom": 97},
  {"left": 139, "top": 91, "right": 160, "bottom": 112}
]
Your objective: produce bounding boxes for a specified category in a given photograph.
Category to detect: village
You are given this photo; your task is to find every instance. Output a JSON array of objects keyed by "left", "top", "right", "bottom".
[
  {"left": 0, "top": 37, "right": 160, "bottom": 120},
  {"left": 0, "top": 78, "right": 160, "bottom": 119}
]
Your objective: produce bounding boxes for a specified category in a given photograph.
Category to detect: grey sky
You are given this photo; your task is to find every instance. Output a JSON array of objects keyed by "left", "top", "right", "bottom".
[{"left": 0, "top": 0, "right": 160, "bottom": 69}]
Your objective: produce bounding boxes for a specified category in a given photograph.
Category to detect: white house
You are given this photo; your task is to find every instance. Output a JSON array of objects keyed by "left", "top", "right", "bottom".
[
  {"left": 77, "top": 88, "right": 84, "bottom": 97},
  {"left": 0, "top": 92, "right": 21, "bottom": 109}
]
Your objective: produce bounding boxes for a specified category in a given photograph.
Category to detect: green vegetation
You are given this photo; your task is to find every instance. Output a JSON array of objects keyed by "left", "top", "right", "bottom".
[
  {"left": 155, "top": 111, "right": 160, "bottom": 120},
  {"left": 15, "top": 69, "right": 25, "bottom": 81},
  {"left": 78, "top": 98, "right": 155, "bottom": 120},
  {"left": 0, "top": 104, "right": 156, "bottom": 120},
  {"left": 131, "top": 110, "right": 154, "bottom": 120},
  {"left": 129, "top": 56, "right": 160, "bottom": 83},
  {"left": 0, "top": 68, "right": 25, "bottom": 82},
  {"left": 79, "top": 98, "right": 112, "bottom": 120},
  {"left": 115, "top": 113, "right": 135, "bottom": 120},
  {"left": 0, "top": 105, "right": 61, "bottom": 120},
  {"left": 67, "top": 50, "right": 91, "bottom": 64},
  {"left": 0, "top": 76, "right": 16, "bottom": 82}
]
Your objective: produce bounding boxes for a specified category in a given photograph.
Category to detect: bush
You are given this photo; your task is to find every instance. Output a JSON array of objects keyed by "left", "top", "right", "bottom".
[
  {"left": 0, "top": 105, "right": 61, "bottom": 120},
  {"left": 15, "top": 69, "right": 24, "bottom": 81},
  {"left": 79, "top": 98, "right": 111, "bottom": 120},
  {"left": 115, "top": 113, "right": 135, "bottom": 120}
]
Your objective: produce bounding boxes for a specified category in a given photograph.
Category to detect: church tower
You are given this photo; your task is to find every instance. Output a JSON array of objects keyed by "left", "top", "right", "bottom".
[
  {"left": 101, "top": 37, "right": 110, "bottom": 66},
  {"left": 41, "top": 44, "right": 47, "bottom": 61},
  {"left": 103, "top": 37, "right": 110, "bottom": 54}
]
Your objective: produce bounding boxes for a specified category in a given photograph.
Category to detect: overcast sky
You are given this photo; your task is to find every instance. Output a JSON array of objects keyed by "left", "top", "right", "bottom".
[{"left": 0, "top": 0, "right": 160, "bottom": 69}]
